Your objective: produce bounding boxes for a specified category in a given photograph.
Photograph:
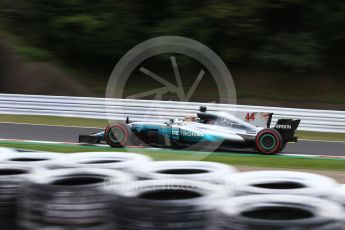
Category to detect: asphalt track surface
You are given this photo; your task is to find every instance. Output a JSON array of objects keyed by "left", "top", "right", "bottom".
[{"left": 0, "top": 123, "right": 344, "bottom": 156}]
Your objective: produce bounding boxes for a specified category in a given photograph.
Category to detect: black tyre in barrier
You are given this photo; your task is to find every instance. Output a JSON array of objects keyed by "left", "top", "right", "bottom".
[
  {"left": 50, "top": 152, "right": 152, "bottom": 172},
  {"left": 133, "top": 161, "right": 237, "bottom": 184},
  {"left": 217, "top": 194, "right": 345, "bottom": 230},
  {"left": 19, "top": 168, "right": 134, "bottom": 229},
  {"left": 227, "top": 170, "right": 337, "bottom": 197},
  {"left": 0, "top": 164, "right": 43, "bottom": 230},
  {"left": 111, "top": 179, "right": 230, "bottom": 230}
]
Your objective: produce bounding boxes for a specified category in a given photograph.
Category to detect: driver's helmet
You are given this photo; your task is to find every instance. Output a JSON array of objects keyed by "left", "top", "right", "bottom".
[
  {"left": 183, "top": 116, "right": 197, "bottom": 122},
  {"left": 205, "top": 119, "right": 215, "bottom": 125}
]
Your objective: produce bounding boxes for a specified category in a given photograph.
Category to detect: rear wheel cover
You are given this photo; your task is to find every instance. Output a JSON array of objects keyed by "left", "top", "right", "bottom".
[
  {"left": 255, "top": 129, "right": 282, "bottom": 155},
  {"left": 104, "top": 124, "right": 129, "bottom": 147},
  {"left": 260, "top": 134, "right": 276, "bottom": 150}
]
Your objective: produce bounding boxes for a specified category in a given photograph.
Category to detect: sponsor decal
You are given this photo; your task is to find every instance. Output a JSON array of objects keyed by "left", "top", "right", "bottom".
[
  {"left": 275, "top": 124, "right": 292, "bottom": 129},
  {"left": 172, "top": 130, "right": 204, "bottom": 137},
  {"left": 172, "top": 130, "right": 179, "bottom": 136},
  {"left": 245, "top": 112, "right": 256, "bottom": 121},
  {"left": 260, "top": 112, "right": 271, "bottom": 118}
]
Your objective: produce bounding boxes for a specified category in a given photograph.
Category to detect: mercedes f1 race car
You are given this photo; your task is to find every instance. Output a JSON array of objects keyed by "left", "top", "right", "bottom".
[{"left": 79, "top": 107, "right": 300, "bottom": 155}]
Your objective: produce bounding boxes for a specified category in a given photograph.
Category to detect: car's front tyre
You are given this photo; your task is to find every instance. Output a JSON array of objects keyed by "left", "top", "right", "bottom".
[
  {"left": 255, "top": 129, "right": 283, "bottom": 155},
  {"left": 104, "top": 123, "right": 130, "bottom": 147}
]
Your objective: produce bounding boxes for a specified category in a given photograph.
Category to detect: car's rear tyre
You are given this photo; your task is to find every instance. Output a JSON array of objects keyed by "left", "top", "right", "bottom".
[
  {"left": 280, "top": 143, "right": 287, "bottom": 152},
  {"left": 255, "top": 129, "right": 282, "bottom": 155},
  {"left": 104, "top": 123, "right": 130, "bottom": 147}
]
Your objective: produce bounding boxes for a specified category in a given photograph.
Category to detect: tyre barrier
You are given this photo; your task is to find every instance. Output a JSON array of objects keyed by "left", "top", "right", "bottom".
[
  {"left": 133, "top": 161, "right": 238, "bottom": 184},
  {"left": 0, "top": 151, "right": 62, "bottom": 168},
  {"left": 0, "top": 163, "right": 43, "bottom": 230},
  {"left": 217, "top": 194, "right": 345, "bottom": 230},
  {"left": 19, "top": 168, "right": 134, "bottom": 229},
  {"left": 228, "top": 170, "right": 337, "bottom": 197},
  {"left": 0, "top": 147, "right": 344, "bottom": 229},
  {"left": 111, "top": 179, "right": 230, "bottom": 230},
  {"left": 50, "top": 152, "right": 153, "bottom": 172}
]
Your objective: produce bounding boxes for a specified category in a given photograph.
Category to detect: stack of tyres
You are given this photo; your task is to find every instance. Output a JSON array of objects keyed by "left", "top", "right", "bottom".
[
  {"left": 133, "top": 161, "right": 237, "bottom": 184},
  {"left": 111, "top": 179, "right": 229, "bottom": 230},
  {"left": 217, "top": 195, "right": 345, "bottom": 230},
  {"left": 227, "top": 171, "right": 337, "bottom": 197},
  {"left": 50, "top": 152, "right": 153, "bottom": 172},
  {"left": 19, "top": 168, "right": 134, "bottom": 230},
  {"left": 0, "top": 164, "right": 41, "bottom": 230}
]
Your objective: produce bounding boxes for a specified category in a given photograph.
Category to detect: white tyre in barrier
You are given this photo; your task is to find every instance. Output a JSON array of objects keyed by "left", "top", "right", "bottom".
[
  {"left": 111, "top": 179, "right": 231, "bottom": 230},
  {"left": 0, "top": 147, "right": 56, "bottom": 155},
  {"left": 227, "top": 170, "right": 337, "bottom": 197},
  {"left": 327, "top": 184, "right": 345, "bottom": 206},
  {"left": 0, "top": 164, "right": 44, "bottom": 229},
  {"left": 0, "top": 147, "right": 18, "bottom": 155},
  {"left": 0, "top": 151, "right": 62, "bottom": 168},
  {"left": 19, "top": 168, "right": 134, "bottom": 229},
  {"left": 217, "top": 194, "right": 345, "bottom": 230},
  {"left": 132, "top": 161, "right": 238, "bottom": 184},
  {"left": 50, "top": 152, "right": 153, "bottom": 172},
  {"left": 19, "top": 221, "right": 113, "bottom": 230}
]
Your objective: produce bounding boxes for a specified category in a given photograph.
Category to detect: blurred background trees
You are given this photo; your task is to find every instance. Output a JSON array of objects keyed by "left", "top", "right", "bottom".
[
  {"left": 2, "top": 0, "right": 345, "bottom": 72},
  {"left": 0, "top": 0, "right": 344, "bottom": 108}
]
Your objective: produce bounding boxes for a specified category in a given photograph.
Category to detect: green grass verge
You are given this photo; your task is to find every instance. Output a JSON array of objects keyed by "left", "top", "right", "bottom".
[
  {"left": 0, "top": 141, "right": 344, "bottom": 171},
  {"left": 1, "top": 114, "right": 344, "bottom": 141},
  {"left": 296, "top": 131, "right": 345, "bottom": 142}
]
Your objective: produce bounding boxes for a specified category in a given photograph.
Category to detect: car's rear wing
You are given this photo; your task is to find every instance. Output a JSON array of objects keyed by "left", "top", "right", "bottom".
[{"left": 274, "top": 118, "right": 301, "bottom": 142}]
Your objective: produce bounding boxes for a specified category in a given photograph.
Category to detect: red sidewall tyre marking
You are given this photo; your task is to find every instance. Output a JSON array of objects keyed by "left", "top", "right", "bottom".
[
  {"left": 104, "top": 124, "right": 129, "bottom": 147},
  {"left": 255, "top": 129, "right": 282, "bottom": 155}
]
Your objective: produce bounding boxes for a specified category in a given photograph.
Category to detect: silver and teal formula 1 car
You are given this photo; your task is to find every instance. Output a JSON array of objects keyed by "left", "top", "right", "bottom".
[{"left": 79, "top": 107, "right": 300, "bottom": 155}]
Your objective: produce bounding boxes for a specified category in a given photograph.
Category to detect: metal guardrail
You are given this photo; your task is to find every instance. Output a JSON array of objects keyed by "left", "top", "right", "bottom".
[{"left": 0, "top": 94, "right": 344, "bottom": 133}]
